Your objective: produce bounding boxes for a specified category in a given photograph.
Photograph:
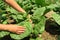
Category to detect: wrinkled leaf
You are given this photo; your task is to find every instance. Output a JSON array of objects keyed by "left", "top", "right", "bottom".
[
  {"left": 10, "top": 22, "right": 32, "bottom": 40},
  {"left": 33, "top": 16, "right": 46, "bottom": 35},
  {"left": 52, "top": 12, "right": 60, "bottom": 25},
  {"left": 32, "top": 7, "right": 46, "bottom": 20},
  {"left": 0, "top": 31, "right": 10, "bottom": 38}
]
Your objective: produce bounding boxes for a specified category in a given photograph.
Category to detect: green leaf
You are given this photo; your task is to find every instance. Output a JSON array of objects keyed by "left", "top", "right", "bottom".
[
  {"left": 0, "top": 31, "right": 10, "bottom": 38},
  {"left": 11, "top": 15, "right": 17, "bottom": 20},
  {"left": 36, "top": 37, "right": 42, "bottom": 40},
  {"left": 2, "top": 14, "right": 7, "bottom": 17},
  {"left": 2, "top": 20, "right": 8, "bottom": 24},
  {"left": 33, "top": 16, "right": 46, "bottom": 35},
  {"left": 32, "top": 7, "right": 46, "bottom": 20},
  {"left": 35, "top": 0, "right": 56, "bottom": 6},
  {"left": 52, "top": 12, "right": 60, "bottom": 25},
  {"left": 30, "top": 38, "right": 35, "bottom": 40},
  {"left": 10, "top": 22, "right": 32, "bottom": 40},
  {"left": 0, "top": 0, "right": 6, "bottom": 9},
  {"left": 6, "top": 7, "right": 18, "bottom": 14},
  {"left": 15, "top": 0, "right": 23, "bottom": 3},
  {"left": 17, "top": 15, "right": 23, "bottom": 20},
  {"left": 38, "top": 17, "right": 46, "bottom": 33},
  {"left": 46, "top": 4, "right": 59, "bottom": 9}
]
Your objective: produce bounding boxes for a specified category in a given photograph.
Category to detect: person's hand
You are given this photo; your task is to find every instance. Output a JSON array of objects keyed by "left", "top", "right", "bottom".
[
  {"left": 5, "top": 24, "right": 25, "bottom": 34},
  {"left": 5, "top": 0, "right": 26, "bottom": 13}
]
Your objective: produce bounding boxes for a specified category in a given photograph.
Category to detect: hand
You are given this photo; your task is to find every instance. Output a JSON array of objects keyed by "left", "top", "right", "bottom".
[
  {"left": 5, "top": 0, "right": 26, "bottom": 13},
  {"left": 5, "top": 24, "right": 25, "bottom": 34}
]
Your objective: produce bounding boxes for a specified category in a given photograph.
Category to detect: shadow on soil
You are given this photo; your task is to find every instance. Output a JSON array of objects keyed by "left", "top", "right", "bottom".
[{"left": 45, "top": 20, "right": 60, "bottom": 40}]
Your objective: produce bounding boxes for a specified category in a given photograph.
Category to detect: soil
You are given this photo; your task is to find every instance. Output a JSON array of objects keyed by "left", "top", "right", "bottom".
[
  {"left": 41, "top": 31, "right": 57, "bottom": 40},
  {"left": 41, "top": 20, "right": 60, "bottom": 40}
]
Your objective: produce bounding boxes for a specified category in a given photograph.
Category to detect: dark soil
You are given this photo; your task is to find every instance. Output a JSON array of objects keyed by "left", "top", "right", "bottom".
[
  {"left": 41, "top": 31, "right": 57, "bottom": 40},
  {"left": 41, "top": 20, "right": 60, "bottom": 40}
]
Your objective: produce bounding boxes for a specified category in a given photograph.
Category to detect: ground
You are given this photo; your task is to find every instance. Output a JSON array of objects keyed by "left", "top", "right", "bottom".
[{"left": 41, "top": 20, "right": 60, "bottom": 40}]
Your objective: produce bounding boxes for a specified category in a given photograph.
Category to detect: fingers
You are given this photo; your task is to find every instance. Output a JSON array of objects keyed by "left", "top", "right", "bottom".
[
  {"left": 17, "top": 28, "right": 25, "bottom": 31},
  {"left": 7, "top": 24, "right": 26, "bottom": 34},
  {"left": 16, "top": 26, "right": 26, "bottom": 34},
  {"left": 16, "top": 29, "right": 25, "bottom": 34},
  {"left": 18, "top": 26, "right": 25, "bottom": 29},
  {"left": 16, "top": 31, "right": 25, "bottom": 34}
]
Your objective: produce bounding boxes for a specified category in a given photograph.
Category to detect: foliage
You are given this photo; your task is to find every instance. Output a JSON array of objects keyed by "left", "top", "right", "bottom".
[
  {"left": 0, "top": 0, "right": 60, "bottom": 40},
  {"left": 10, "top": 21, "right": 33, "bottom": 40}
]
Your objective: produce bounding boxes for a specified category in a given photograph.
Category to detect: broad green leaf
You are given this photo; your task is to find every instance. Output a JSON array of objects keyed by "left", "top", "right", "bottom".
[
  {"left": 52, "top": 12, "right": 60, "bottom": 25},
  {"left": 38, "top": 16, "right": 46, "bottom": 33},
  {"left": 46, "top": 4, "right": 59, "bottom": 9},
  {"left": 56, "top": 2, "right": 60, "bottom": 6},
  {"left": 33, "top": 7, "right": 46, "bottom": 20},
  {"left": 33, "top": 16, "right": 46, "bottom": 35},
  {"left": 0, "top": 31, "right": 10, "bottom": 38},
  {"left": 10, "top": 22, "right": 32, "bottom": 40}
]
